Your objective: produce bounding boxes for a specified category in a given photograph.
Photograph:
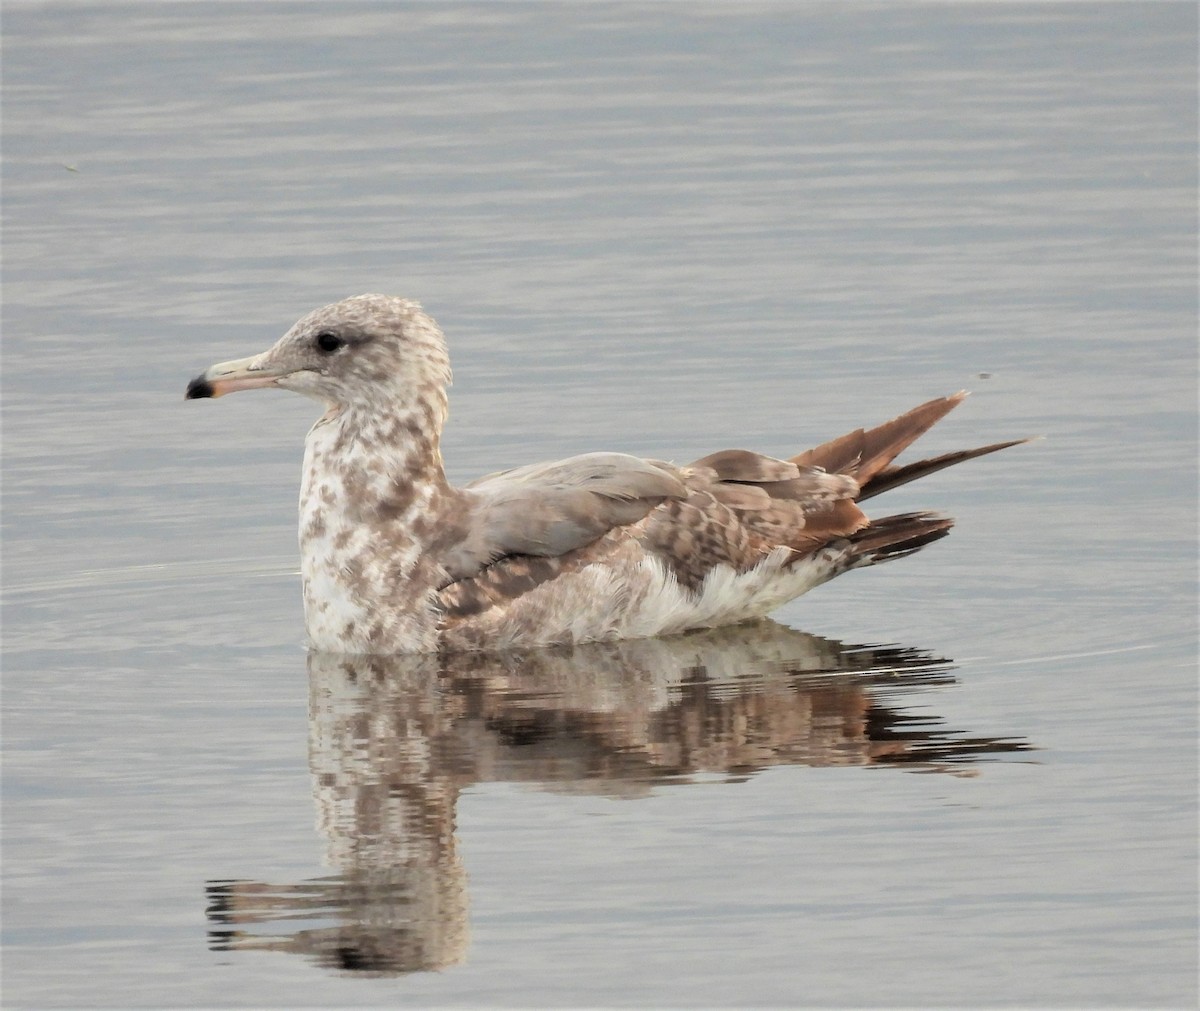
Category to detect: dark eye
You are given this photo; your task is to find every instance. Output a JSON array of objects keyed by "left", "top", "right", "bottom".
[{"left": 315, "top": 331, "right": 345, "bottom": 354}]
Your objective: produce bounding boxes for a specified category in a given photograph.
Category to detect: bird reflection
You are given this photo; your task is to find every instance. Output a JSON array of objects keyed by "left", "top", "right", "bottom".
[{"left": 205, "top": 621, "right": 1030, "bottom": 975}]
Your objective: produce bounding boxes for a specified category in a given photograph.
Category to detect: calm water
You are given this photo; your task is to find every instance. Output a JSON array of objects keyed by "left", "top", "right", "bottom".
[{"left": 3, "top": 3, "right": 1196, "bottom": 1007}]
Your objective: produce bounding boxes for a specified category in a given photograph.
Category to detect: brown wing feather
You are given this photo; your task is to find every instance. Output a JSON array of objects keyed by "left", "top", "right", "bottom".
[
  {"left": 791, "top": 392, "right": 968, "bottom": 484},
  {"left": 690, "top": 449, "right": 800, "bottom": 483},
  {"left": 438, "top": 532, "right": 626, "bottom": 621},
  {"left": 858, "top": 439, "right": 1032, "bottom": 501}
]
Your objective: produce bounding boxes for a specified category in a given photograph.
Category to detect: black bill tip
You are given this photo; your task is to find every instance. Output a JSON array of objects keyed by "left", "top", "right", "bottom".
[{"left": 186, "top": 374, "right": 215, "bottom": 400}]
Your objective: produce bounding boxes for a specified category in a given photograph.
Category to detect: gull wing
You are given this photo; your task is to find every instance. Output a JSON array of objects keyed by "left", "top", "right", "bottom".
[
  {"left": 440, "top": 452, "right": 688, "bottom": 581},
  {"left": 436, "top": 394, "right": 1031, "bottom": 629}
]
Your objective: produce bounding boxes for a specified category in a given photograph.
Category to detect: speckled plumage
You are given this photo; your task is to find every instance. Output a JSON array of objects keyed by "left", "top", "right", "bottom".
[{"left": 186, "top": 294, "right": 1028, "bottom": 654}]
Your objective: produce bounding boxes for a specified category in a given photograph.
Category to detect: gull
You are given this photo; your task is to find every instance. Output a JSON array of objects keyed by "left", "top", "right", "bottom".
[{"left": 186, "top": 294, "right": 1027, "bottom": 654}]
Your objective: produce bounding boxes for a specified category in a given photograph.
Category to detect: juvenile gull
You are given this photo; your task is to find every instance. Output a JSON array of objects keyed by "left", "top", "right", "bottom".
[{"left": 186, "top": 294, "right": 1028, "bottom": 654}]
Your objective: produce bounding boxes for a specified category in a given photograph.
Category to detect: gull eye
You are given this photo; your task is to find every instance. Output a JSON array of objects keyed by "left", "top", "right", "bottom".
[{"left": 315, "top": 331, "right": 345, "bottom": 354}]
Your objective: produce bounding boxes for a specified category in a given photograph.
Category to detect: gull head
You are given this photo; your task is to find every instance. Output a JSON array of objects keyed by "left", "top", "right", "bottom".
[{"left": 185, "top": 294, "right": 452, "bottom": 412}]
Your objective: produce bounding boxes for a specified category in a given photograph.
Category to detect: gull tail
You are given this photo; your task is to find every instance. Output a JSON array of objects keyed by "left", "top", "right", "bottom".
[
  {"left": 845, "top": 512, "right": 955, "bottom": 568},
  {"left": 792, "top": 391, "right": 1031, "bottom": 497},
  {"left": 790, "top": 391, "right": 1033, "bottom": 570}
]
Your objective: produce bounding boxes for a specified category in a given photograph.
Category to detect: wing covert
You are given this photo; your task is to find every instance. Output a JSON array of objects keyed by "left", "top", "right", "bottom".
[{"left": 441, "top": 452, "right": 687, "bottom": 581}]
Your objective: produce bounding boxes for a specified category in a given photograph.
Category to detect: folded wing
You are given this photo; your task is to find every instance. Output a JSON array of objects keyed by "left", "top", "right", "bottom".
[
  {"left": 441, "top": 452, "right": 688, "bottom": 581},
  {"left": 435, "top": 394, "right": 1030, "bottom": 624}
]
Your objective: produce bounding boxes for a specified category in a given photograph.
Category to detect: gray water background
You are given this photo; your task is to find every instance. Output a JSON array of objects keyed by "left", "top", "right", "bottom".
[{"left": 2, "top": 3, "right": 1196, "bottom": 1007}]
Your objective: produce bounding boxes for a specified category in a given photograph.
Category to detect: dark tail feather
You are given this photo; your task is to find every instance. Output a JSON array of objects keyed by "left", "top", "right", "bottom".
[
  {"left": 857, "top": 438, "right": 1033, "bottom": 502},
  {"left": 846, "top": 512, "right": 955, "bottom": 567}
]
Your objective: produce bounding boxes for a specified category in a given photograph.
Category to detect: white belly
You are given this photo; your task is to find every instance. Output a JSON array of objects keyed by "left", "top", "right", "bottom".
[{"left": 439, "top": 546, "right": 847, "bottom": 652}]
